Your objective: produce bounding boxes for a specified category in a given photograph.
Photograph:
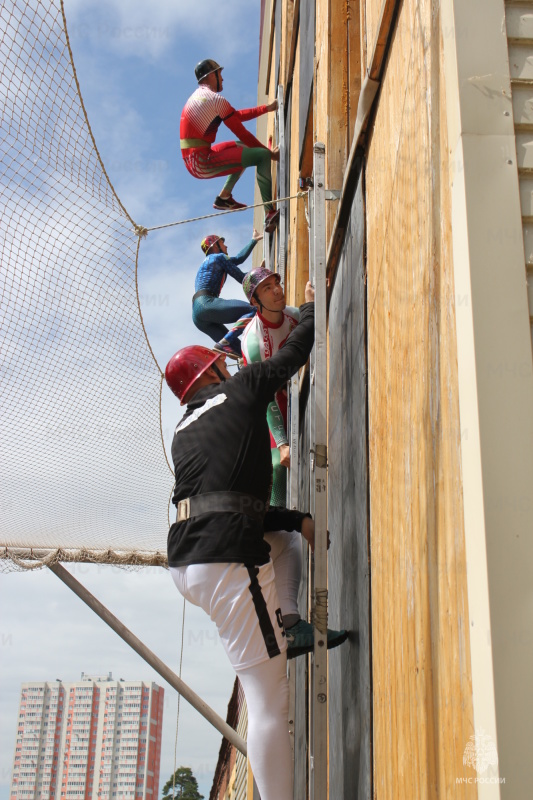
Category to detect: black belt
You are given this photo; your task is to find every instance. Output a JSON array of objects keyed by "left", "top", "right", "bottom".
[
  {"left": 176, "top": 492, "right": 267, "bottom": 523},
  {"left": 192, "top": 289, "right": 217, "bottom": 302}
]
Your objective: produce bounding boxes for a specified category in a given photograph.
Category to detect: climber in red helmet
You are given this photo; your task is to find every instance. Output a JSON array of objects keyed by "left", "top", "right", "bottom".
[
  {"left": 180, "top": 59, "right": 280, "bottom": 233},
  {"left": 164, "top": 283, "right": 347, "bottom": 800}
]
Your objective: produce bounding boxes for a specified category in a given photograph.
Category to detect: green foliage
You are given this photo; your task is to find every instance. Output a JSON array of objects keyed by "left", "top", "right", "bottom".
[{"left": 162, "top": 766, "right": 204, "bottom": 800}]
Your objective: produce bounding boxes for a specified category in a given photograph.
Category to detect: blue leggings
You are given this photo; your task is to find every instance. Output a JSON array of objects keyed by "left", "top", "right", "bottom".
[{"left": 192, "top": 295, "right": 255, "bottom": 353}]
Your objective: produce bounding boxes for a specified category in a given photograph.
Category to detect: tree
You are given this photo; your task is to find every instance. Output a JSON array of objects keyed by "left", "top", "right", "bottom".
[{"left": 161, "top": 766, "right": 204, "bottom": 800}]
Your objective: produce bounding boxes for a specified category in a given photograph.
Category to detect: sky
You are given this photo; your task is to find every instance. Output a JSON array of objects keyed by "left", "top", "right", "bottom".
[{"left": 0, "top": 1, "right": 266, "bottom": 797}]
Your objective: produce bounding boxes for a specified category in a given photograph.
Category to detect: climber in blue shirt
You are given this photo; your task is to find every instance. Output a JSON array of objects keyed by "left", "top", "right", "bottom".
[{"left": 192, "top": 230, "right": 261, "bottom": 358}]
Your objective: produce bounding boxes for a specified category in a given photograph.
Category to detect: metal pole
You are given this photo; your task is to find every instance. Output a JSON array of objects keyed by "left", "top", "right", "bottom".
[
  {"left": 306, "top": 173, "right": 317, "bottom": 797},
  {"left": 288, "top": 373, "right": 300, "bottom": 510},
  {"left": 277, "top": 85, "right": 287, "bottom": 285},
  {"left": 310, "top": 142, "right": 328, "bottom": 800},
  {"left": 287, "top": 355, "right": 300, "bottom": 766},
  {"left": 263, "top": 229, "right": 271, "bottom": 271},
  {"left": 48, "top": 563, "right": 247, "bottom": 756}
]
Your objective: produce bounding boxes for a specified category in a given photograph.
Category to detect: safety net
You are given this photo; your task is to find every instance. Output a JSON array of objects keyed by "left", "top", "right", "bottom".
[{"left": 0, "top": 0, "right": 173, "bottom": 569}]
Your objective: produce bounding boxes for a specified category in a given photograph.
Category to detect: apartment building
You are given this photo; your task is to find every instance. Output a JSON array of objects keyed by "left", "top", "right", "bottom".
[{"left": 10, "top": 673, "right": 164, "bottom": 800}]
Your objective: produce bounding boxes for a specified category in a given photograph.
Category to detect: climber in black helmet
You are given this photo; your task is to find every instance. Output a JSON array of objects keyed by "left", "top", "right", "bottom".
[{"left": 180, "top": 59, "right": 281, "bottom": 233}]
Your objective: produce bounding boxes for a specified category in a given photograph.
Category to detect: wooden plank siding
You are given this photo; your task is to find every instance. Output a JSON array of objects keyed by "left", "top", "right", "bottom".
[
  {"left": 364, "top": 1, "right": 475, "bottom": 797},
  {"left": 506, "top": 0, "right": 533, "bottom": 346},
  {"left": 247, "top": 1, "right": 528, "bottom": 797}
]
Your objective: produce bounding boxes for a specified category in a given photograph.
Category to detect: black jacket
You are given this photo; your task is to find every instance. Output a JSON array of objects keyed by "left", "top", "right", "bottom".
[{"left": 167, "top": 302, "right": 314, "bottom": 567}]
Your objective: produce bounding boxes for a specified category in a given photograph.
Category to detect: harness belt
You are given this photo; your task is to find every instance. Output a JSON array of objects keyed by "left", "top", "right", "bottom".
[
  {"left": 176, "top": 492, "right": 267, "bottom": 523},
  {"left": 192, "top": 289, "right": 217, "bottom": 302},
  {"left": 180, "top": 138, "right": 211, "bottom": 149}
]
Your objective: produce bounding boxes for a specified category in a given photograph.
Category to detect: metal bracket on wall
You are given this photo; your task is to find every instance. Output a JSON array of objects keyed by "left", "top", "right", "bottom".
[{"left": 263, "top": 228, "right": 271, "bottom": 271}]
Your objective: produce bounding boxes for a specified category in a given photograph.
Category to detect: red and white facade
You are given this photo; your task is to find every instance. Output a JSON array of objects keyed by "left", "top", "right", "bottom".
[{"left": 10, "top": 673, "right": 164, "bottom": 800}]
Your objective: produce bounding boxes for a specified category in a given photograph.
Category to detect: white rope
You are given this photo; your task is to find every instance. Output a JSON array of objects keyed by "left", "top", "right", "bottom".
[
  {"left": 133, "top": 191, "right": 308, "bottom": 238},
  {"left": 172, "top": 599, "right": 187, "bottom": 799}
]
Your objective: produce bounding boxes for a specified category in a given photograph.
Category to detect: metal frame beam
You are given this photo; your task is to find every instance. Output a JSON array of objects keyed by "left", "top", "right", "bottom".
[
  {"left": 277, "top": 84, "right": 287, "bottom": 285},
  {"left": 49, "top": 563, "right": 247, "bottom": 756},
  {"left": 309, "top": 142, "right": 328, "bottom": 800}
]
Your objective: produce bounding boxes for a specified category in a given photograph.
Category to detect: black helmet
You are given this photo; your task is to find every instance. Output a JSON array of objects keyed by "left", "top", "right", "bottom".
[{"left": 195, "top": 59, "right": 223, "bottom": 83}]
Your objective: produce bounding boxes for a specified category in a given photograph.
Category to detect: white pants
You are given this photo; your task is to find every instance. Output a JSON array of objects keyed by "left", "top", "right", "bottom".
[
  {"left": 264, "top": 529, "right": 302, "bottom": 620},
  {"left": 171, "top": 560, "right": 287, "bottom": 669},
  {"left": 170, "top": 539, "right": 300, "bottom": 800}
]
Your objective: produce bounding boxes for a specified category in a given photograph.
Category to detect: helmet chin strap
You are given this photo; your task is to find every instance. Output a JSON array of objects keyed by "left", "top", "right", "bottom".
[
  {"left": 215, "top": 71, "right": 221, "bottom": 91},
  {"left": 212, "top": 363, "right": 226, "bottom": 382},
  {"left": 255, "top": 298, "right": 279, "bottom": 314}
]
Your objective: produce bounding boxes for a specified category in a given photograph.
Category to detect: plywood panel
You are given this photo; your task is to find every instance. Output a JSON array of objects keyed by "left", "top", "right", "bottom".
[
  {"left": 288, "top": 35, "right": 312, "bottom": 307},
  {"left": 348, "top": 0, "right": 364, "bottom": 136},
  {"left": 316, "top": 0, "right": 363, "bottom": 244},
  {"left": 365, "top": 0, "right": 475, "bottom": 796},
  {"left": 364, "top": 0, "right": 384, "bottom": 61},
  {"left": 299, "top": 0, "right": 316, "bottom": 160},
  {"left": 280, "top": 0, "right": 296, "bottom": 89}
]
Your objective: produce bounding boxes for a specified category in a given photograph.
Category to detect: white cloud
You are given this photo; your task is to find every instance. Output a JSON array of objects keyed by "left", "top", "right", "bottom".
[{"left": 64, "top": 0, "right": 259, "bottom": 65}]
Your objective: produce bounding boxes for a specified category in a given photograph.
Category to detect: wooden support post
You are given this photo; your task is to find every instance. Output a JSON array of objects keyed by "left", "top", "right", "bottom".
[{"left": 48, "top": 563, "right": 247, "bottom": 756}]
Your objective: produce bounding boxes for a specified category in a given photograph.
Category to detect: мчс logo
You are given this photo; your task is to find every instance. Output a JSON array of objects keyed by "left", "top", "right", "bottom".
[{"left": 463, "top": 728, "right": 499, "bottom": 775}]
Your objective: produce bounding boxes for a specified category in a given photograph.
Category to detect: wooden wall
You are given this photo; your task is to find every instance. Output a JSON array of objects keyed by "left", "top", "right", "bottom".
[
  {"left": 364, "top": 0, "right": 475, "bottom": 795},
  {"left": 256, "top": 1, "right": 478, "bottom": 797}
]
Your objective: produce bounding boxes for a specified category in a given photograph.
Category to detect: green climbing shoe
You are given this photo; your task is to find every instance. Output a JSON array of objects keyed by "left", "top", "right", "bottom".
[{"left": 285, "top": 618, "right": 348, "bottom": 660}]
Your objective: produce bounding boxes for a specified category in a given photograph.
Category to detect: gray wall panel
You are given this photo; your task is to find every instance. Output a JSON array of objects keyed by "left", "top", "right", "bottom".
[
  {"left": 328, "top": 175, "right": 371, "bottom": 800},
  {"left": 290, "top": 170, "right": 370, "bottom": 799}
]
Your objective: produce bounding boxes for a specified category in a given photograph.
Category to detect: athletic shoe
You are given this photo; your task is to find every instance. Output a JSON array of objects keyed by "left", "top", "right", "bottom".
[
  {"left": 213, "top": 195, "right": 247, "bottom": 211},
  {"left": 213, "top": 341, "right": 241, "bottom": 360},
  {"left": 285, "top": 618, "right": 348, "bottom": 660},
  {"left": 264, "top": 208, "right": 280, "bottom": 233}
]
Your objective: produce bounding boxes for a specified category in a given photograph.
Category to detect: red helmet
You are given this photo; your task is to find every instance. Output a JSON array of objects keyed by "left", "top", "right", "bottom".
[
  {"left": 201, "top": 234, "right": 224, "bottom": 255},
  {"left": 165, "top": 345, "right": 220, "bottom": 405}
]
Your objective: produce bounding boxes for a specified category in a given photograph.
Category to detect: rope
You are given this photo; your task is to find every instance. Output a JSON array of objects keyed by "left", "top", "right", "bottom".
[
  {"left": 159, "top": 376, "right": 175, "bottom": 475},
  {"left": 1, "top": 547, "right": 168, "bottom": 571},
  {"left": 134, "top": 235, "right": 164, "bottom": 375},
  {"left": 59, "top": 0, "right": 137, "bottom": 229},
  {"left": 133, "top": 232, "right": 174, "bottom": 476},
  {"left": 133, "top": 191, "right": 309, "bottom": 237},
  {"left": 172, "top": 599, "right": 187, "bottom": 799},
  {"left": 167, "top": 485, "right": 175, "bottom": 529}
]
